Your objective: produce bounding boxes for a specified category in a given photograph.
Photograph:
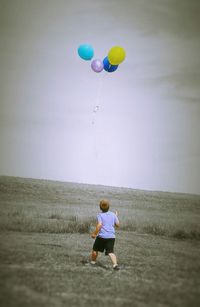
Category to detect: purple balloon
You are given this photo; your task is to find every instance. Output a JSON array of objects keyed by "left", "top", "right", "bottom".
[{"left": 91, "top": 59, "right": 104, "bottom": 73}]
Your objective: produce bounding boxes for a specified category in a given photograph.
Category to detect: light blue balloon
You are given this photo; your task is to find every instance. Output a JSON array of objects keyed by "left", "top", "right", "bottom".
[{"left": 78, "top": 44, "right": 94, "bottom": 60}]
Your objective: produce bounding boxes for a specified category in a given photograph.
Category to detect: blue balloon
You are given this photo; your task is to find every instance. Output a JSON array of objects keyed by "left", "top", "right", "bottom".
[
  {"left": 78, "top": 44, "right": 94, "bottom": 60},
  {"left": 103, "top": 56, "right": 118, "bottom": 72}
]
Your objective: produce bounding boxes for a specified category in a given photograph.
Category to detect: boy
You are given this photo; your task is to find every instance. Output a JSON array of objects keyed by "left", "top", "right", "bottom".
[{"left": 90, "top": 199, "right": 120, "bottom": 270}]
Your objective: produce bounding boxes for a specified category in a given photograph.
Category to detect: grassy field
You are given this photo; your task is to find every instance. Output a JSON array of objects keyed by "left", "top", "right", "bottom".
[{"left": 0, "top": 176, "right": 200, "bottom": 307}]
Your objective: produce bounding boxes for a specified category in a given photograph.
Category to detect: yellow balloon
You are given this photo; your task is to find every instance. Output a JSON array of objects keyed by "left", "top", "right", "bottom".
[{"left": 108, "top": 46, "right": 126, "bottom": 65}]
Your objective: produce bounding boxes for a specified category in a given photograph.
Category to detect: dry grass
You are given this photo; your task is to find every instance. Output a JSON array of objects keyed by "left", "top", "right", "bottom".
[
  {"left": 0, "top": 211, "right": 199, "bottom": 240},
  {"left": 0, "top": 214, "right": 94, "bottom": 234},
  {"left": 121, "top": 220, "right": 200, "bottom": 240}
]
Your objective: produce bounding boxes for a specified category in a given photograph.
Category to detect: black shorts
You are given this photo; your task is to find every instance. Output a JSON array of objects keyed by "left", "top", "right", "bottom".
[{"left": 93, "top": 236, "right": 115, "bottom": 255}]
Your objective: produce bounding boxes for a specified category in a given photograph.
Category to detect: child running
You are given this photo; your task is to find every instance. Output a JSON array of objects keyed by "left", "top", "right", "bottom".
[{"left": 90, "top": 199, "right": 120, "bottom": 270}]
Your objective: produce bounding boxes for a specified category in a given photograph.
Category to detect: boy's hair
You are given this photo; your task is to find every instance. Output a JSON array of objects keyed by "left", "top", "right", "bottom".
[{"left": 99, "top": 199, "right": 110, "bottom": 212}]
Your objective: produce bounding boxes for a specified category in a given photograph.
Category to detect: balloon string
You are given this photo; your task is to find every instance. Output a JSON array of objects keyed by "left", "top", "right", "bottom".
[
  {"left": 92, "top": 72, "right": 107, "bottom": 125},
  {"left": 92, "top": 72, "right": 107, "bottom": 159}
]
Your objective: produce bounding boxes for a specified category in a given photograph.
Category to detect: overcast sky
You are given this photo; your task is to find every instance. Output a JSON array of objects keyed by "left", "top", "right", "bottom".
[{"left": 0, "top": 0, "right": 200, "bottom": 194}]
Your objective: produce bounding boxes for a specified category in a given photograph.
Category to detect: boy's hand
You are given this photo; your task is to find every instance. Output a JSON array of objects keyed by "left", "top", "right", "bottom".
[
  {"left": 91, "top": 233, "right": 96, "bottom": 239},
  {"left": 115, "top": 211, "right": 118, "bottom": 216}
]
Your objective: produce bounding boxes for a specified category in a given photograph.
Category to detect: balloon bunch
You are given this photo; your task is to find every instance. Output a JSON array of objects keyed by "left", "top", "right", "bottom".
[{"left": 77, "top": 44, "right": 126, "bottom": 73}]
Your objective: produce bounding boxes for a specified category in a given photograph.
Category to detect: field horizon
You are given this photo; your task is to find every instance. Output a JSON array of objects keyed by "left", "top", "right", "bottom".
[
  {"left": 1, "top": 174, "right": 200, "bottom": 197},
  {"left": 0, "top": 176, "right": 200, "bottom": 306}
]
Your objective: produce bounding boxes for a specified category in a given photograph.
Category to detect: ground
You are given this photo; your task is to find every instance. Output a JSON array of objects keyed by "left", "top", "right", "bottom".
[{"left": 0, "top": 176, "right": 199, "bottom": 307}]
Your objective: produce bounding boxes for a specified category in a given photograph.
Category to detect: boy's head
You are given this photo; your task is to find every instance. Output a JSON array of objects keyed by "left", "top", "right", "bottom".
[{"left": 99, "top": 199, "right": 110, "bottom": 212}]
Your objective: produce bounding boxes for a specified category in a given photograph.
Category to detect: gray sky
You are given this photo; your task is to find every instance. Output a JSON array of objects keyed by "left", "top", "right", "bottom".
[{"left": 0, "top": 0, "right": 200, "bottom": 194}]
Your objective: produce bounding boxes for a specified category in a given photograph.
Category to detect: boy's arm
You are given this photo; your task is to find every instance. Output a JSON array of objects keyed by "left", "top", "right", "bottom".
[
  {"left": 115, "top": 221, "right": 120, "bottom": 228},
  {"left": 91, "top": 222, "right": 102, "bottom": 238}
]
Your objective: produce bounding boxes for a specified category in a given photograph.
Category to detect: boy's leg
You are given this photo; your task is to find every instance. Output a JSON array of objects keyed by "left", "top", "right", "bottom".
[
  {"left": 106, "top": 239, "right": 119, "bottom": 268},
  {"left": 108, "top": 253, "right": 117, "bottom": 266},
  {"left": 90, "top": 250, "right": 98, "bottom": 263}
]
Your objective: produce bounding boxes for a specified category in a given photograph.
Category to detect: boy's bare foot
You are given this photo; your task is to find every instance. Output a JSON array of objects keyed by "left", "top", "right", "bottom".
[{"left": 113, "top": 264, "right": 119, "bottom": 270}]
